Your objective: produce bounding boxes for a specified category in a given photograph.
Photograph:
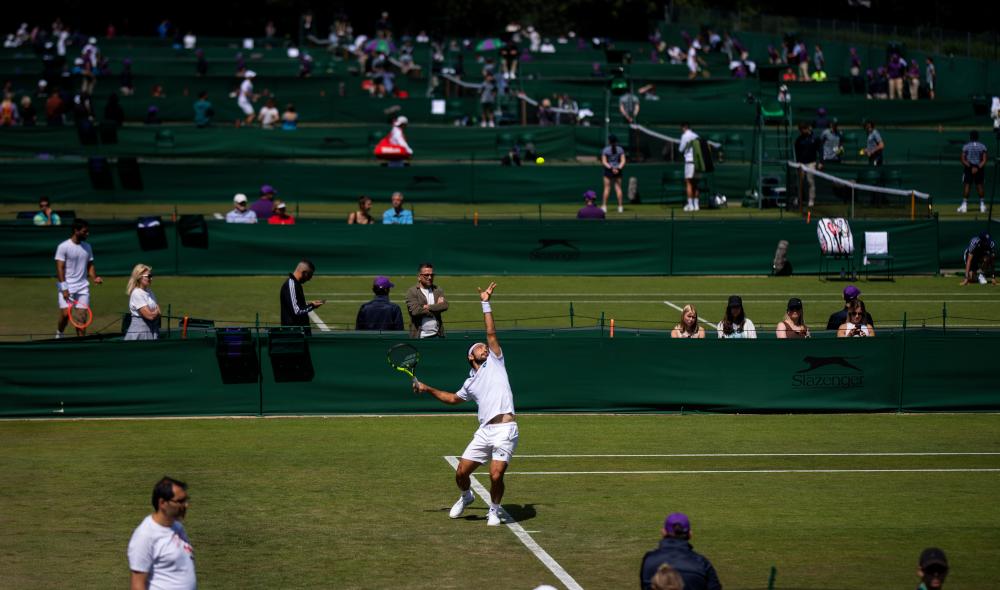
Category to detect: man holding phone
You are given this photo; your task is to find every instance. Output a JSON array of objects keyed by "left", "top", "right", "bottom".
[{"left": 280, "top": 259, "right": 325, "bottom": 333}]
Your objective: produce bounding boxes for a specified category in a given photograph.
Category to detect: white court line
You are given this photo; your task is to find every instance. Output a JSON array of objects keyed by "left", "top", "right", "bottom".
[
  {"left": 308, "top": 311, "right": 331, "bottom": 332},
  {"left": 504, "top": 469, "right": 1000, "bottom": 475},
  {"left": 309, "top": 298, "right": 1000, "bottom": 304},
  {"left": 662, "top": 301, "right": 717, "bottom": 329},
  {"left": 444, "top": 456, "right": 583, "bottom": 590},
  {"left": 516, "top": 452, "right": 1000, "bottom": 457},
  {"left": 314, "top": 292, "right": 997, "bottom": 297}
]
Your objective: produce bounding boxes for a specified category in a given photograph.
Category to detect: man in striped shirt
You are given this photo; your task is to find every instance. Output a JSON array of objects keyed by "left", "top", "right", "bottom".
[{"left": 958, "top": 131, "right": 988, "bottom": 213}]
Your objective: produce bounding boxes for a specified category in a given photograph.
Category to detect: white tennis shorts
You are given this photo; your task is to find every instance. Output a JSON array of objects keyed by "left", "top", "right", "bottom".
[
  {"left": 684, "top": 162, "right": 696, "bottom": 179},
  {"left": 57, "top": 290, "right": 89, "bottom": 309},
  {"left": 461, "top": 421, "right": 519, "bottom": 464},
  {"left": 237, "top": 96, "right": 254, "bottom": 116}
]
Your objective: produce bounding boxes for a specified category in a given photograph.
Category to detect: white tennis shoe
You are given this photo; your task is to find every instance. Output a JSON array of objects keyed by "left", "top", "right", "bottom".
[
  {"left": 981, "top": 202, "right": 987, "bottom": 213},
  {"left": 449, "top": 492, "right": 474, "bottom": 518},
  {"left": 957, "top": 202, "right": 968, "bottom": 213},
  {"left": 486, "top": 508, "right": 503, "bottom": 526}
]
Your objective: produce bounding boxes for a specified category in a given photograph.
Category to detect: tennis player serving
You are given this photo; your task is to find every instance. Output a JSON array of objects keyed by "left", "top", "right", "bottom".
[{"left": 412, "top": 281, "right": 518, "bottom": 527}]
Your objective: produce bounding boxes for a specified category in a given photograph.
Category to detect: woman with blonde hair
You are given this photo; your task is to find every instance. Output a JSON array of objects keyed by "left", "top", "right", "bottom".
[
  {"left": 347, "top": 195, "right": 374, "bottom": 224},
  {"left": 838, "top": 299, "right": 875, "bottom": 338},
  {"left": 775, "top": 297, "right": 810, "bottom": 338},
  {"left": 651, "top": 563, "right": 685, "bottom": 590},
  {"left": 671, "top": 304, "right": 705, "bottom": 338},
  {"left": 124, "top": 263, "right": 160, "bottom": 340}
]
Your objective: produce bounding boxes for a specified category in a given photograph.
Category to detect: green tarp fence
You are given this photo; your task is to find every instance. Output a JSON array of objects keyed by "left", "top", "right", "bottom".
[
  {"left": 0, "top": 219, "right": 944, "bottom": 277},
  {"left": 1, "top": 328, "right": 997, "bottom": 417}
]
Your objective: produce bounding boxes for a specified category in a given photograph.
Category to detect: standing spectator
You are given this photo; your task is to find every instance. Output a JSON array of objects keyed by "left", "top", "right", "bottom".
[
  {"left": 382, "top": 192, "right": 413, "bottom": 224},
  {"left": 279, "top": 259, "right": 325, "bottom": 331},
  {"left": 120, "top": 58, "right": 134, "bottom": 96},
  {"left": 619, "top": 88, "right": 640, "bottom": 125},
  {"left": 717, "top": 295, "right": 756, "bottom": 339},
  {"left": 356, "top": 276, "right": 404, "bottom": 331},
  {"left": 19, "top": 96, "right": 36, "bottom": 126},
  {"left": 671, "top": 304, "right": 705, "bottom": 338},
  {"left": 405, "top": 262, "right": 448, "bottom": 338},
  {"left": 258, "top": 98, "right": 279, "bottom": 129},
  {"left": 679, "top": 122, "right": 701, "bottom": 211},
  {"left": 848, "top": 47, "right": 861, "bottom": 77},
  {"left": 600, "top": 134, "right": 626, "bottom": 213},
  {"left": 640, "top": 512, "right": 722, "bottom": 590},
  {"left": 103, "top": 92, "right": 124, "bottom": 126},
  {"left": 237, "top": 70, "right": 257, "bottom": 126},
  {"left": 54, "top": 219, "right": 103, "bottom": 338},
  {"left": 916, "top": 547, "right": 949, "bottom": 589},
  {"left": 124, "top": 263, "right": 160, "bottom": 340},
  {"left": 960, "top": 231, "right": 996, "bottom": 285},
  {"left": 225, "top": 193, "right": 257, "bottom": 224},
  {"left": 479, "top": 72, "right": 497, "bottom": 128},
  {"left": 347, "top": 195, "right": 375, "bottom": 224},
  {"left": 837, "top": 299, "right": 875, "bottom": 337},
  {"left": 500, "top": 38, "right": 519, "bottom": 80},
  {"left": 127, "top": 477, "right": 195, "bottom": 590},
  {"left": 0, "top": 93, "right": 19, "bottom": 126},
  {"left": 686, "top": 42, "right": 707, "bottom": 79},
  {"left": 794, "top": 123, "right": 819, "bottom": 207},
  {"left": 33, "top": 197, "right": 61, "bottom": 226},
  {"left": 268, "top": 201, "right": 295, "bottom": 225},
  {"left": 863, "top": 120, "right": 884, "bottom": 166},
  {"left": 251, "top": 185, "right": 277, "bottom": 222},
  {"left": 957, "top": 130, "right": 988, "bottom": 214},
  {"left": 775, "top": 297, "right": 810, "bottom": 338},
  {"left": 794, "top": 41, "right": 810, "bottom": 81},
  {"left": 826, "top": 285, "right": 875, "bottom": 330},
  {"left": 281, "top": 104, "right": 298, "bottom": 130},
  {"left": 195, "top": 49, "right": 208, "bottom": 77},
  {"left": 925, "top": 57, "right": 936, "bottom": 100},
  {"left": 537, "top": 98, "right": 556, "bottom": 126},
  {"left": 812, "top": 44, "right": 825, "bottom": 75},
  {"left": 887, "top": 54, "right": 905, "bottom": 100},
  {"left": 819, "top": 119, "right": 844, "bottom": 165},
  {"left": 577, "top": 190, "right": 606, "bottom": 219},
  {"left": 906, "top": 59, "right": 921, "bottom": 100},
  {"left": 193, "top": 90, "right": 213, "bottom": 128}
]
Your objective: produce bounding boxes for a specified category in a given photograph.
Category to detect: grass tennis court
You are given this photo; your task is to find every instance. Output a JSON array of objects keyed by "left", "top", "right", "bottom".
[{"left": 2, "top": 414, "right": 998, "bottom": 589}]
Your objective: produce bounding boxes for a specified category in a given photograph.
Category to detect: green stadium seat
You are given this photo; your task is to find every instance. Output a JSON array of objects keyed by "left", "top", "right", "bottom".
[
  {"left": 724, "top": 134, "right": 746, "bottom": 162},
  {"left": 496, "top": 132, "right": 515, "bottom": 155},
  {"left": 882, "top": 168, "right": 904, "bottom": 189},
  {"left": 154, "top": 129, "right": 175, "bottom": 148},
  {"left": 660, "top": 169, "right": 686, "bottom": 204}
]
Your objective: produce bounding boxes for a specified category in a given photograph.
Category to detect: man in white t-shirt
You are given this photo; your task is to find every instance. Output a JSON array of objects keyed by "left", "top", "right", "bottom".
[
  {"left": 679, "top": 122, "right": 701, "bottom": 211},
  {"left": 237, "top": 70, "right": 256, "bottom": 126},
  {"left": 413, "top": 282, "right": 518, "bottom": 527},
  {"left": 54, "top": 219, "right": 102, "bottom": 337},
  {"left": 258, "top": 98, "right": 279, "bottom": 129},
  {"left": 127, "top": 476, "right": 196, "bottom": 590}
]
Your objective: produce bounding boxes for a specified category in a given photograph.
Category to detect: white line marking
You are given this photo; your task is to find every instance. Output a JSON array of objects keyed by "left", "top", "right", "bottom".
[
  {"left": 516, "top": 452, "right": 1000, "bottom": 457},
  {"left": 310, "top": 297, "right": 1000, "bottom": 304},
  {"left": 503, "top": 469, "right": 1000, "bottom": 475},
  {"left": 444, "top": 456, "right": 583, "bottom": 590},
  {"left": 308, "top": 310, "right": 331, "bottom": 332},
  {"left": 662, "top": 301, "right": 717, "bottom": 329},
  {"left": 314, "top": 292, "right": 998, "bottom": 298}
]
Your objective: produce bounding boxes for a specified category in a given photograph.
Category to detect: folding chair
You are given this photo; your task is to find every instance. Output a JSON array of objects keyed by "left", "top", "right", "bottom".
[{"left": 863, "top": 231, "right": 894, "bottom": 280}]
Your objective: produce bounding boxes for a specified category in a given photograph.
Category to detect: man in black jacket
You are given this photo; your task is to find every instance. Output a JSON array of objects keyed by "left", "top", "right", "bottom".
[
  {"left": 280, "top": 259, "right": 325, "bottom": 331},
  {"left": 356, "top": 276, "right": 404, "bottom": 331},
  {"left": 640, "top": 512, "right": 722, "bottom": 590}
]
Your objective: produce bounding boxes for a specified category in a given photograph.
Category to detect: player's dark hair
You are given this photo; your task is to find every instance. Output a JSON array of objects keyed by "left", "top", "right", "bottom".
[
  {"left": 417, "top": 262, "right": 434, "bottom": 272},
  {"left": 970, "top": 130, "right": 979, "bottom": 141},
  {"left": 373, "top": 286, "right": 389, "bottom": 296},
  {"left": 151, "top": 476, "right": 187, "bottom": 511},
  {"left": 71, "top": 218, "right": 89, "bottom": 233},
  {"left": 722, "top": 302, "right": 746, "bottom": 336},
  {"left": 666, "top": 523, "right": 690, "bottom": 540}
]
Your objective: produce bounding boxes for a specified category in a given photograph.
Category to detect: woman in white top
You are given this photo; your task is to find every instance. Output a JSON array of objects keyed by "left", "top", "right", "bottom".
[
  {"left": 717, "top": 295, "right": 757, "bottom": 339},
  {"left": 258, "top": 98, "right": 280, "bottom": 129},
  {"left": 671, "top": 304, "right": 705, "bottom": 338},
  {"left": 838, "top": 299, "right": 875, "bottom": 338},
  {"left": 124, "top": 263, "right": 160, "bottom": 340}
]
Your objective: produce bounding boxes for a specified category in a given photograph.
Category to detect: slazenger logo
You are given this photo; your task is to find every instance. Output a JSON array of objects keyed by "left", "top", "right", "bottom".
[
  {"left": 529, "top": 239, "right": 580, "bottom": 261},
  {"left": 792, "top": 356, "right": 864, "bottom": 388}
]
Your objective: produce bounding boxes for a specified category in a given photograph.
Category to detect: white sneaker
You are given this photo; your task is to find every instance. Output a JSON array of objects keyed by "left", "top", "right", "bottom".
[
  {"left": 600, "top": 205, "right": 607, "bottom": 213},
  {"left": 957, "top": 202, "right": 968, "bottom": 213},
  {"left": 981, "top": 202, "right": 987, "bottom": 213},
  {"left": 978, "top": 273, "right": 988, "bottom": 285},
  {"left": 486, "top": 509, "right": 503, "bottom": 526},
  {"left": 682, "top": 203, "right": 692, "bottom": 212},
  {"left": 693, "top": 201, "right": 700, "bottom": 211},
  {"left": 449, "top": 492, "right": 474, "bottom": 519},
  {"left": 617, "top": 205, "right": 623, "bottom": 213}
]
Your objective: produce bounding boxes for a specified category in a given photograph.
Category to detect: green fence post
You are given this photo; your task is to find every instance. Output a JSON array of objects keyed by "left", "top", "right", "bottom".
[
  {"left": 669, "top": 208, "right": 675, "bottom": 276},
  {"left": 569, "top": 302, "right": 575, "bottom": 328},
  {"left": 897, "top": 315, "right": 907, "bottom": 413},
  {"left": 167, "top": 304, "right": 172, "bottom": 338},
  {"left": 600, "top": 311, "right": 605, "bottom": 335},
  {"left": 942, "top": 302, "right": 947, "bottom": 331},
  {"left": 767, "top": 566, "right": 777, "bottom": 590}
]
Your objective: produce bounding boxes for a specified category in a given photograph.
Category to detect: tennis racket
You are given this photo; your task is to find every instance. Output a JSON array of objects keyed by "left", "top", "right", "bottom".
[
  {"left": 387, "top": 343, "right": 419, "bottom": 386},
  {"left": 66, "top": 298, "right": 93, "bottom": 330}
]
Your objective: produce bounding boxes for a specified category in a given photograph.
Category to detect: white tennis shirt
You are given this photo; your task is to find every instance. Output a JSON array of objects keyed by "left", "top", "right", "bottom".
[
  {"left": 456, "top": 348, "right": 516, "bottom": 426},
  {"left": 127, "top": 515, "right": 196, "bottom": 590},
  {"left": 54, "top": 239, "right": 93, "bottom": 293}
]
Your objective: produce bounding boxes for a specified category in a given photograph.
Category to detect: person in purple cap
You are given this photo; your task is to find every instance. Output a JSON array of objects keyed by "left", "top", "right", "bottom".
[
  {"left": 251, "top": 185, "right": 277, "bottom": 221},
  {"left": 825, "top": 285, "right": 874, "bottom": 330},
  {"left": 355, "top": 276, "right": 404, "bottom": 331},
  {"left": 577, "top": 190, "right": 606, "bottom": 219},
  {"left": 640, "top": 512, "right": 722, "bottom": 590}
]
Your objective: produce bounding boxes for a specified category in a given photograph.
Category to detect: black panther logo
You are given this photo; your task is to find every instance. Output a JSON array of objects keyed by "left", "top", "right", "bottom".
[
  {"left": 529, "top": 239, "right": 580, "bottom": 261},
  {"left": 797, "top": 356, "right": 862, "bottom": 373}
]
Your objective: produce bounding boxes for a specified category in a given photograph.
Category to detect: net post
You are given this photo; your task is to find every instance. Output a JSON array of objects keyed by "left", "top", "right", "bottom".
[
  {"left": 569, "top": 301, "right": 575, "bottom": 327},
  {"left": 850, "top": 184, "right": 855, "bottom": 219},
  {"left": 910, "top": 191, "right": 915, "bottom": 220},
  {"left": 600, "top": 311, "right": 605, "bottom": 334},
  {"left": 942, "top": 302, "right": 947, "bottom": 331}
]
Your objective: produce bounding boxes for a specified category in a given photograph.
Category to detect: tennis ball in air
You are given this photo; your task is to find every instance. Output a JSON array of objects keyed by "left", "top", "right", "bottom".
[
  {"left": 858, "top": 149, "right": 866, "bottom": 156},
  {"left": 535, "top": 156, "right": 545, "bottom": 165}
]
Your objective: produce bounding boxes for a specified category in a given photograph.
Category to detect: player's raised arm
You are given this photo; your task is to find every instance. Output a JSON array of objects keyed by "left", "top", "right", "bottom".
[
  {"left": 413, "top": 380, "right": 464, "bottom": 404},
  {"left": 478, "top": 281, "right": 500, "bottom": 356}
]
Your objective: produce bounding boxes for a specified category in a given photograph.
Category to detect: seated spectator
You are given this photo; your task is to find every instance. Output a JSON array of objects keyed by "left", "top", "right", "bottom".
[
  {"left": 671, "top": 304, "right": 705, "bottom": 338},
  {"left": 281, "top": 104, "right": 298, "bottom": 130},
  {"left": 0, "top": 93, "right": 19, "bottom": 126},
  {"left": 537, "top": 98, "right": 556, "bottom": 126},
  {"left": 19, "top": 96, "right": 36, "bottom": 126},
  {"left": 45, "top": 91, "right": 64, "bottom": 126},
  {"left": 640, "top": 513, "right": 722, "bottom": 590},
  {"left": 347, "top": 195, "right": 374, "bottom": 224},
  {"left": 826, "top": 285, "right": 874, "bottom": 330},
  {"left": 961, "top": 231, "right": 996, "bottom": 285},
  {"left": 33, "top": 197, "right": 61, "bottom": 226},
  {"left": 144, "top": 106, "right": 162, "bottom": 125},
  {"left": 577, "top": 190, "right": 606, "bottom": 220},
  {"left": 356, "top": 276, "right": 404, "bottom": 331},
  {"left": 382, "top": 192, "right": 413, "bottom": 224},
  {"left": 916, "top": 547, "right": 949, "bottom": 590},
  {"left": 776, "top": 297, "right": 810, "bottom": 338},
  {"left": 258, "top": 98, "right": 280, "bottom": 129},
  {"left": 717, "top": 295, "right": 756, "bottom": 339},
  {"left": 225, "top": 193, "right": 257, "bottom": 223},
  {"left": 838, "top": 299, "right": 875, "bottom": 337},
  {"left": 781, "top": 67, "right": 797, "bottom": 82},
  {"left": 251, "top": 185, "right": 277, "bottom": 222},
  {"left": 193, "top": 91, "right": 214, "bottom": 128},
  {"left": 268, "top": 201, "right": 295, "bottom": 225}
]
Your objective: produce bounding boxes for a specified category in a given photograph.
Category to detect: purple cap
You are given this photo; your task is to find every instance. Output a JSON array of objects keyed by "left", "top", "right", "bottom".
[
  {"left": 664, "top": 513, "right": 690, "bottom": 534},
  {"left": 843, "top": 285, "right": 861, "bottom": 301},
  {"left": 583, "top": 190, "right": 597, "bottom": 201},
  {"left": 373, "top": 276, "right": 394, "bottom": 290},
  {"left": 260, "top": 184, "right": 276, "bottom": 195}
]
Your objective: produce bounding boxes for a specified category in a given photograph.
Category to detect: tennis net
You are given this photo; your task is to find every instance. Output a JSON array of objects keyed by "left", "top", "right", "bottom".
[{"left": 785, "top": 161, "right": 932, "bottom": 219}]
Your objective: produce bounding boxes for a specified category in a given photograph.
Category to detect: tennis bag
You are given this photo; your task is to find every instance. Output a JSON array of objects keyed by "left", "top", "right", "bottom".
[
  {"left": 373, "top": 136, "right": 408, "bottom": 160},
  {"left": 817, "top": 217, "right": 854, "bottom": 255},
  {"left": 693, "top": 137, "right": 715, "bottom": 173}
]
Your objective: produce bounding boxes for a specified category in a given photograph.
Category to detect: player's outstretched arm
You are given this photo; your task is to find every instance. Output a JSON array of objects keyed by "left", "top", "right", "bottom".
[
  {"left": 478, "top": 281, "right": 500, "bottom": 356},
  {"left": 413, "top": 380, "right": 463, "bottom": 405}
]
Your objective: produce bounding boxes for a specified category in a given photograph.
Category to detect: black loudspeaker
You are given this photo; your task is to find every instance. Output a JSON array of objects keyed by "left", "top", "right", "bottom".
[
  {"left": 136, "top": 216, "right": 168, "bottom": 251},
  {"left": 215, "top": 328, "right": 260, "bottom": 384},
  {"left": 177, "top": 214, "right": 209, "bottom": 248},
  {"left": 758, "top": 65, "right": 782, "bottom": 83},
  {"left": 267, "top": 327, "right": 314, "bottom": 382},
  {"left": 88, "top": 156, "right": 114, "bottom": 190},
  {"left": 77, "top": 120, "right": 98, "bottom": 145},
  {"left": 99, "top": 121, "right": 119, "bottom": 144},
  {"left": 118, "top": 156, "right": 143, "bottom": 190}
]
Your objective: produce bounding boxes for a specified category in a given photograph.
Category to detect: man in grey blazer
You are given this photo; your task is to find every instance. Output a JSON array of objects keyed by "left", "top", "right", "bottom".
[{"left": 405, "top": 262, "right": 449, "bottom": 338}]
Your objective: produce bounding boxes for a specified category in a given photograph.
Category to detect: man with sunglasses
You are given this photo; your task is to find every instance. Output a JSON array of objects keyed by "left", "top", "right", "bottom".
[
  {"left": 127, "top": 477, "right": 196, "bottom": 590},
  {"left": 405, "top": 262, "right": 448, "bottom": 338},
  {"left": 916, "top": 547, "right": 948, "bottom": 590}
]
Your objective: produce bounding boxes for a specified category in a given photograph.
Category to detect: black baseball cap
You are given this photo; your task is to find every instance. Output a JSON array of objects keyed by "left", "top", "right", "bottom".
[
  {"left": 920, "top": 548, "right": 948, "bottom": 570},
  {"left": 787, "top": 297, "right": 803, "bottom": 311},
  {"left": 727, "top": 295, "right": 743, "bottom": 308}
]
